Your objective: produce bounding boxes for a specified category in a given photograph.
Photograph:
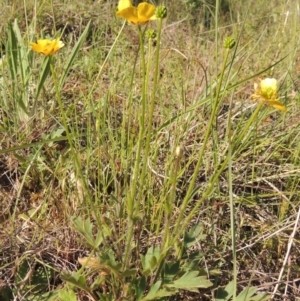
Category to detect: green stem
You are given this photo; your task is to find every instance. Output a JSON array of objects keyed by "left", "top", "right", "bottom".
[
  {"left": 137, "top": 19, "right": 163, "bottom": 204},
  {"left": 87, "top": 21, "right": 126, "bottom": 100},
  {"left": 162, "top": 148, "right": 181, "bottom": 248},
  {"left": 124, "top": 26, "right": 147, "bottom": 268},
  {"left": 50, "top": 59, "right": 90, "bottom": 202},
  {"left": 173, "top": 48, "right": 231, "bottom": 236},
  {"left": 227, "top": 93, "right": 237, "bottom": 300},
  {"left": 232, "top": 102, "right": 263, "bottom": 153},
  {"left": 229, "top": 139, "right": 237, "bottom": 301},
  {"left": 128, "top": 26, "right": 147, "bottom": 213}
]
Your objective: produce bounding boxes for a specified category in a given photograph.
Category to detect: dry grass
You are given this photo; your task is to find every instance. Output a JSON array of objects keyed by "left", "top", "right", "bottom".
[{"left": 1, "top": 0, "right": 300, "bottom": 300}]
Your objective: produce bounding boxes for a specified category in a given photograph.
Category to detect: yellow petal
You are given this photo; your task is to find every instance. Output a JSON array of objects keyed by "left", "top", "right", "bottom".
[
  {"left": 267, "top": 100, "right": 287, "bottom": 112},
  {"left": 260, "top": 78, "right": 278, "bottom": 99},
  {"left": 254, "top": 83, "right": 258, "bottom": 92},
  {"left": 260, "top": 78, "right": 278, "bottom": 93},
  {"left": 116, "top": 7, "right": 139, "bottom": 24},
  {"left": 30, "top": 38, "right": 64, "bottom": 55},
  {"left": 29, "top": 42, "right": 42, "bottom": 52},
  {"left": 51, "top": 39, "right": 64, "bottom": 54},
  {"left": 137, "top": 3, "right": 156, "bottom": 22},
  {"left": 56, "top": 39, "right": 65, "bottom": 49},
  {"left": 118, "top": 0, "right": 132, "bottom": 11}
]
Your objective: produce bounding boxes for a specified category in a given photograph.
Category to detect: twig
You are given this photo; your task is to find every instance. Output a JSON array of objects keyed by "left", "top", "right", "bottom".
[{"left": 271, "top": 206, "right": 300, "bottom": 299}]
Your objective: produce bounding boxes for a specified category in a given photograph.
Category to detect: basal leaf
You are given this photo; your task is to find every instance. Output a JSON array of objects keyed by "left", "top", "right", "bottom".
[
  {"left": 72, "top": 216, "right": 102, "bottom": 248},
  {"left": 141, "top": 246, "right": 161, "bottom": 274},
  {"left": 163, "top": 261, "right": 180, "bottom": 283},
  {"left": 61, "top": 271, "right": 87, "bottom": 291},
  {"left": 249, "top": 293, "right": 270, "bottom": 301},
  {"left": 215, "top": 280, "right": 234, "bottom": 301},
  {"left": 134, "top": 276, "right": 146, "bottom": 301},
  {"left": 58, "top": 288, "right": 77, "bottom": 301},
  {"left": 235, "top": 287, "right": 257, "bottom": 301},
  {"left": 166, "top": 271, "right": 213, "bottom": 292},
  {"left": 184, "top": 224, "right": 205, "bottom": 248},
  {"left": 141, "top": 281, "right": 176, "bottom": 301}
]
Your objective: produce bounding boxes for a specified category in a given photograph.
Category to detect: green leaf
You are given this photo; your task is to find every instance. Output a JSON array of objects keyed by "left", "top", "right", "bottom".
[
  {"left": 7, "top": 22, "right": 28, "bottom": 115},
  {"left": 59, "top": 20, "right": 91, "bottom": 90},
  {"left": 73, "top": 216, "right": 103, "bottom": 248},
  {"left": 60, "top": 272, "right": 99, "bottom": 300},
  {"left": 37, "top": 291, "right": 60, "bottom": 301},
  {"left": 149, "top": 255, "right": 157, "bottom": 269},
  {"left": 98, "top": 292, "right": 113, "bottom": 301},
  {"left": 61, "top": 271, "right": 88, "bottom": 291},
  {"left": 13, "top": 259, "right": 54, "bottom": 300},
  {"left": 30, "top": 264, "right": 53, "bottom": 293},
  {"left": 0, "top": 285, "right": 13, "bottom": 301},
  {"left": 184, "top": 224, "right": 205, "bottom": 248},
  {"left": 143, "top": 280, "right": 161, "bottom": 299},
  {"left": 13, "top": 20, "right": 30, "bottom": 93},
  {"left": 236, "top": 287, "right": 257, "bottom": 301},
  {"left": 7, "top": 23, "right": 18, "bottom": 82},
  {"left": 121, "top": 268, "right": 137, "bottom": 277},
  {"left": 45, "top": 128, "right": 65, "bottom": 147},
  {"left": 141, "top": 246, "right": 161, "bottom": 274},
  {"left": 0, "top": 135, "right": 71, "bottom": 154},
  {"left": 133, "top": 276, "right": 146, "bottom": 301},
  {"left": 90, "top": 275, "right": 105, "bottom": 291},
  {"left": 216, "top": 282, "right": 270, "bottom": 301},
  {"left": 249, "top": 293, "right": 270, "bottom": 301},
  {"left": 181, "top": 251, "right": 204, "bottom": 271},
  {"left": 166, "top": 271, "right": 213, "bottom": 292},
  {"left": 143, "top": 289, "right": 175, "bottom": 300},
  {"left": 215, "top": 280, "right": 234, "bottom": 301},
  {"left": 35, "top": 55, "right": 51, "bottom": 99},
  {"left": 141, "top": 281, "right": 175, "bottom": 301},
  {"left": 162, "top": 261, "right": 180, "bottom": 283},
  {"left": 58, "top": 288, "right": 77, "bottom": 301}
]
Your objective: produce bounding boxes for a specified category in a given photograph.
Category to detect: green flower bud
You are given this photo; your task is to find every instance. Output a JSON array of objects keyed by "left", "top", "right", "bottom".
[
  {"left": 146, "top": 29, "right": 157, "bottom": 39},
  {"left": 155, "top": 5, "right": 167, "bottom": 19},
  {"left": 223, "top": 37, "right": 236, "bottom": 49}
]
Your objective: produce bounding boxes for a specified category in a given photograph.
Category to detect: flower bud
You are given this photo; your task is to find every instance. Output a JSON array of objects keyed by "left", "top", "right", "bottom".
[
  {"left": 155, "top": 5, "right": 167, "bottom": 19},
  {"left": 175, "top": 146, "right": 182, "bottom": 158},
  {"left": 146, "top": 29, "right": 157, "bottom": 39},
  {"left": 223, "top": 37, "right": 236, "bottom": 49}
]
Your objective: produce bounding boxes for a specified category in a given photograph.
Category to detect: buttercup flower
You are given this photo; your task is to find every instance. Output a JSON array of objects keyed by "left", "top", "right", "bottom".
[
  {"left": 29, "top": 38, "right": 64, "bottom": 56},
  {"left": 252, "top": 78, "right": 286, "bottom": 112},
  {"left": 116, "top": 0, "right": 157, "bottom": 25},
  {"left": 118, "top": 0, "right": 132, "bottom": 11}
]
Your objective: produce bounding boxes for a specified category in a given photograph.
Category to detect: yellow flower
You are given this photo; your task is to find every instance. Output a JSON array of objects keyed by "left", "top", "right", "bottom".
[
  {"left": 29, "top": 38, "right": 64, "bottom": 56},
  {"left": 116, "top": 0, "right": 157, "bottom": 25},
  {"left": 118, "top": 0, "right": 132, "bottom": 11},
  {"left": 252, "top": 78, "right": 286, "bottom": 112}
]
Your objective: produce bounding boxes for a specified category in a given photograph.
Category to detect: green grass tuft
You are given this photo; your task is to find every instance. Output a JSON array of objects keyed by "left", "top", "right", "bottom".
[{"left": 0, "top": 1, "right": 300, "bottom": 300}]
